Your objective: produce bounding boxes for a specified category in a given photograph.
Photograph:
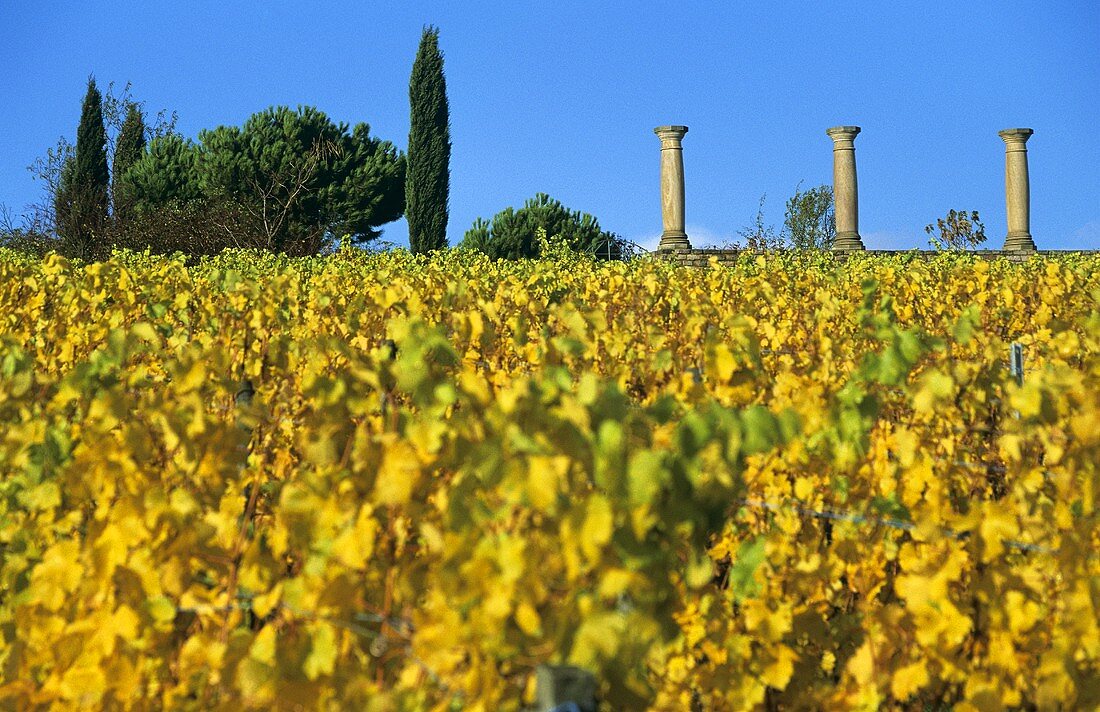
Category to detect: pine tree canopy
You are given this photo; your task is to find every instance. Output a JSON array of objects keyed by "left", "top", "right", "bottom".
[{"left": 120, "top": 106, "right": 405, "bottom": 251}]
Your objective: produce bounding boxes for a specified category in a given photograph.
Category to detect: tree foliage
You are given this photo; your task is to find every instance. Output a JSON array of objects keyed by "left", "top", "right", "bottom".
[
  {"left": 783, "top": 183, "right": 835, "bottom": 249},
  {"left": 734, "top": 194, "right": 785, "bottom": 250},
  {"left": 55, "top": 77, "right": 110, "bottom": 258},
  {"left": 100, "top": 80, "right": 179, "bottom": 163},
  {"left": 105, "top": 198, "right": 269, "bottom": 258},
  {"left": 407, "top": 26, "right": 451, "bottom": 254},
  {"left": 726, "top": 185, "right": 834, "bottom": 251},
  {"left": 17, "top": 80, "right": 176, "bottom": 246},
  {"left": 462, "top": 192, "right": 622, "bottom": 260},
  {"left": 121, "top": 134, "right": 203, "bottom": 206},
  {"left": 23, "top": 137, "right": 73, "bottom": 237},
  {"left": 925, "top": 209, "right": 986, "bottom": 250},
  {"left": 0, "top": 205, "right": 51, "bottom": 257},
  {"left": 111, "top": 103, "right": 146, "bottom": 222},
  {"left": 122, "top": 106, "right": 405, "bottom": 252}
]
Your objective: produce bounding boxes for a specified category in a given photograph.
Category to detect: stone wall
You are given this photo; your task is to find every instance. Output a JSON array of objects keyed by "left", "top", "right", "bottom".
[{"left": 654, "top": 248, "right": 1098, "bottom": 268}]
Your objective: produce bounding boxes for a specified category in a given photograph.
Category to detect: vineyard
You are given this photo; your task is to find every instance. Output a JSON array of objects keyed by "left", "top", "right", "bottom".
[{"left": 0, "top": 246, "right": 1097, "bottom": 710}]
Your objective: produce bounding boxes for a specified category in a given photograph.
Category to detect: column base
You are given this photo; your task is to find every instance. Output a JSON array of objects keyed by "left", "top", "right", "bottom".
[
  {"left": 1003, "top": 232, "right": 1036, "bottom": 251},
  {"left": 657, "top": 231, "right": 691, "bottom": 250},
  {"left": 832, "top": 232, "right": 865, "bottom": 251}
]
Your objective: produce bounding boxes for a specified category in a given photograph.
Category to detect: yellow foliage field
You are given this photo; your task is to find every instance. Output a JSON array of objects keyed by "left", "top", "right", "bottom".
[{"left": 0, "top": 247, "right": 1097, "bottom": 710}]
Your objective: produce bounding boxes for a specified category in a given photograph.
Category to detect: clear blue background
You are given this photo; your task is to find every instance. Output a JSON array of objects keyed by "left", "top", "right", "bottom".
[{"left": 1, "top": 1, "right": 1097, "bottom": 251}]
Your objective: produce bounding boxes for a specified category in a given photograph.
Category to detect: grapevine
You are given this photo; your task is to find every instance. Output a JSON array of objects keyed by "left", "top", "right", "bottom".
[{"left": 0, "top": 246, "right": 1097, "bottom": 709}]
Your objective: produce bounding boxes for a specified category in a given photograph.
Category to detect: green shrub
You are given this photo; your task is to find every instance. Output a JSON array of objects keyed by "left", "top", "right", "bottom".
[{"left": 462, "top": 192, "right": 623, "bottom": 260}]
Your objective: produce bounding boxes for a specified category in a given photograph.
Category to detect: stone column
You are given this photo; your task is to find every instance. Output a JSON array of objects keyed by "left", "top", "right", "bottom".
[
  {"left": 999, "top": 128, "right": 1036, "bottom": 251},
  {"left": 826, "top": 126, "right": 864, "bottom": 251},
  {"left": 654, "top": 125, "right": 690, "bottom": 250}
]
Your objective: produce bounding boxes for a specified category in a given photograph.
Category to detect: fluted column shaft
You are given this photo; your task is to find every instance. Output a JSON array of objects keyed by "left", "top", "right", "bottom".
[
  {"left": 654, "top": 125, "right": 690, "bottom": 250},
  {"left": 826, "top": 125, "right": 863, "bottom": 251},
  {"left": 999, "top": 128, "right": 1036, "bottom": 251}
]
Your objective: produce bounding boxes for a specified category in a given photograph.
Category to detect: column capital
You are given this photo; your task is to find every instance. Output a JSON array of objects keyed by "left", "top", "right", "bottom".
[
  {"left": 999, "top": 128, "right": 1033, "bottom": 149},
  {"left": 826, "top": 125, "right": 861, "bottom": 146},
  {"left": 654, "top": 125, "right": 688, "bottom": 148}
]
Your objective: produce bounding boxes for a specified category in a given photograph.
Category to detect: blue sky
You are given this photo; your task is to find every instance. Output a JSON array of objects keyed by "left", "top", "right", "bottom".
[{"left": 1, "top": 1, "right": 1097, "bottom": 251}]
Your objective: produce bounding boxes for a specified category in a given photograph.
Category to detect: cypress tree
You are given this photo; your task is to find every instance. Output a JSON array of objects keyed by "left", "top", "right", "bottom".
[
  {"left": 112, "top": 102, "right": 146, "bottom": 222},
  {"left": 406, "top": 26, "right": 451, "bottom": 254},
  {"left": 58, "top": 77, "right": 110, "bottom": 258}
]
